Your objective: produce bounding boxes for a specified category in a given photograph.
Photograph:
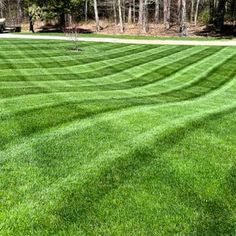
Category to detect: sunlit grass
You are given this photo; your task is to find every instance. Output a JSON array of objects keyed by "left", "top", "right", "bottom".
[{"left": 0, "top": 40, "right": 236, "bottom": 235}]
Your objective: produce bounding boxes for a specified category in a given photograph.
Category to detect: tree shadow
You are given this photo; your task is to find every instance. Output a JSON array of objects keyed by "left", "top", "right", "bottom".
[
  {"left": 195, "top": 24, "right": 236, "bottom": 39},
  {"left": 31, "top": 106, "right": 236, "bottom": 234},
  {"left": 37, "top": 25, "right": 93, "bottom": 34}
]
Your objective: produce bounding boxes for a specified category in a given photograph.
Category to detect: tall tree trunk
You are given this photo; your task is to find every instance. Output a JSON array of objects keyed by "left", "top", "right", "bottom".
[
  {"left": 209, "top": 0, "right": 215, "bottom": 24},
  {"left": 0, "top": 0, "right": 4, "bottom": 18},
  {"left": 7, "top": 0, "right": 11, "bottom": 19},
  {"left": 113, "top": 0, "right": 117, "bottom": 25},
  {"left": 155, "top": 0, "right": 159, "bottom": 24},
  {"left": 93, "top": 0, "right": 100, "bottom": 32},
  {"left": 118, "top": 0, "right": 124, "bottom": 32},
  {"left": 59, "top": 13, "right": 66, "bottom": 29},
  {"left": 179, "top": 0, "right": 188, "bottom": 36},
  {"left": 194, "top": 0, "right": 200, "bottom": 25},
  {"left": 29, "top": 14, "right": 34, "bottom": 33},
  {"left": 138, "top": 0, "right": 143, "bottom": 29},
  {"left": 164, "top": 0, "right": 170, "bottom": 30},
  {"left": 66, "top": 14, "right": 72, "bottom": 26},
  {"left": 17, "top": 0, "right": 22, "bottom": 24},
  {"left": 215, "top": 0, "right": 226, "bottom": 32},
  {"left": 85, "top": 0, "right": 88, "bottom": 22},
  {"left": 177, "top": 0, "right": 181, "bottom": 23},
  {"left": 190, "top": 0, "right": 194, "bottom": 22},
  {"left": 128, "top": 0, "right": 132, "bottom": 24},
  {"left": 133, "top": 0, "right": 136, "bottom": 23},
  {"left": 233, "top": 0, "right": 236, "bottom": 25},
  {"left": 142, "top": 0, "right": 148, "bottom": 32},
  {"left": 122, "top": 0, "right": 125, "bottom": 22}
]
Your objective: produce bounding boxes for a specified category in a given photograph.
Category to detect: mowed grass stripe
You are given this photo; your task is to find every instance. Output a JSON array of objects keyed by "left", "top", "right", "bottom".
[
  {"left": 0, "top": 44, "right": 170, "bottom": 80},
  {"left": 89, "top": 46, "right": 222, "bottom": 90},
  {"left": 0, "top": 54, "right": 235, "bottom": 150},
  {"left": 0, "top": 41, "right": 129, "bottom": 59},
  {"left": 0, "top": 46, "right": 221, "bottom": 96},
  {"left": 0, "top": 44, "right": 141, "bottom": 66},
  {"left": 0, "top": 40, "right": 125, "bottom": 52},
  {"left": 0, "top": 45, "right": 184, "bottom": 88},
  {"left": 1, "top": 40, "right": 236, "bottom": 235},
  {"left": 0, "top": 46, "right": 206, "bottom": 89},
  {"left": 0, "top": 44, "right": 152, "bottom": 70},
  {"left": 0, "top": 46, "right": 200, "bottom": 98}
]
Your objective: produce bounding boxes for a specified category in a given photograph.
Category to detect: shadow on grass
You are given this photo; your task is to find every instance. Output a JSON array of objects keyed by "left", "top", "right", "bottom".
[{"left": 32, "top": 105, "right": 236, "bottom": 234}]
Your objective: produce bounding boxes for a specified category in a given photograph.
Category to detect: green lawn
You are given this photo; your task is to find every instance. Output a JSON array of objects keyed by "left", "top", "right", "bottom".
[{"left": 0, "top": 39, "right": 236, "bottom": 235}]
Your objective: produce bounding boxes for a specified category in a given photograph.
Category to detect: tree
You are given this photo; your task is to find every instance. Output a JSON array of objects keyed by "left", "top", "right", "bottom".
[
  {"left": 5, "top": 0, "right": 235, "bottom": 36},
  {"left": 190, "top": 0, "right": 194, "bottom": 23},
  {"left": 93, "top": 0, "right": 100, "bottom": 31},
  {"left": 0, "top": 0, "right": 6, "bottom": 18},
  {"left": 133, "top": 0, "right": 136, "bottom": 23},
  {"left": 118, "top": 0, "right": 124, "bottom": 32},
  {"left": 142, "top": 0, "right": 148, "bottom": 32},
  {"left": 113, "top": 0, "right": 117, "bottom": 25},
  {"left": 128, "top": 0, "right": 132, "bottom": 24},
  {"left": 138, "top": 0, "right": 143, "bottom": 27},
  {"left": 155, "top": 0, "right": 160, "bottom": 24},
  {"left": 16, "top": 0, "right": 22, "bottom": 22},
  {"left": 179, "top": 0, "right": 188, "bottom": 36},
  {"left": 27, "top": 4, "right": 41, "bottom": 33},
  {"left": 85, "top": 0, "right": 88, "bottom": 21},
  {"left": 164, "top": 0, "right": 170, "bottom": 30},
  {"left": 194, "top": 0, "right": 200, "bottom": 25},
  {"left": 215, "top": 0, "right": 227, "bottom": 31}
]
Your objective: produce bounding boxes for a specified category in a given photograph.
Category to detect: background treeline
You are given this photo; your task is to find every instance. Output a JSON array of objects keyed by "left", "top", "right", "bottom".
[{"left": 0, "top": 0, "right": 235, "bottom": 35}]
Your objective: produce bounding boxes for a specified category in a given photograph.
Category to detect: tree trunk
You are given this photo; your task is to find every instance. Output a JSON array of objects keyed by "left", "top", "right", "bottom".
[
  {"left": 118, "top": 0, "right": 124, "bottom": 32},
  {"left": 142, "top": 0, "right": 148, "bottom": 32},
  {"left": 128, "top": 0, "right": 132, "bottom": 24},
  {"left": 7, "top": 0, "right": 11, "bottom": 19},
  {"left": 66, "top": 14, "right": 72, "bottom": 26},
  {"left": 133, "top": 0, "right": 136, "bottom": 23},
  {"left": 215, "top": 0, "right": 226, "bottom": 32},
  {"left": 138, "top": 0, "right": 143, "bottom": 26},
  {"left": 85, "top": 0, "right": 88, "bottom": 22},
  {"left": 93, "top": 0, "right": 100, "bottom": 32},
  {"left": 209, "top": 0, "right": 215, "bottom": 24},
  {"left": 179, "top": 0, "right": 188, "bottom": 36},
  {"left": 113, "top": 0, "right": 117, "bottom": 25},
  {"left": 29, "top": 14, "right": 34, "bottom": 33},
  {"left": 194, "top": 0, "right": 200, "bottom": 25},
  {"left": 190, "top": 0, "right": 194, "bottom": 23},
  {"left": 155, "top": 0, "right": 159, "bottom": 24},
  {"left": 122, "top": 0, "right": 125, "bottom": 23},
  {"left": 0, "top": 0, "right": 4, "bottom": 18},
  {"left": 177, "top": 0, "right": 181, "bottom": 23},
  {"left": 59, "top": 13, "right": 66, "bottom": 29},
  {"left": 164, "top": 0, "right": 170, "bottom": 30},
  {"left": 17, "top": 0, "right": 22, "bottom": 24}
]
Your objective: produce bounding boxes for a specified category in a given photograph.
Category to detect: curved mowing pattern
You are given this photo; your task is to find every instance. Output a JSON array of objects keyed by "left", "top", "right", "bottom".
[{"left": 0, "top": 40, "right": 236, "bottom": 235}]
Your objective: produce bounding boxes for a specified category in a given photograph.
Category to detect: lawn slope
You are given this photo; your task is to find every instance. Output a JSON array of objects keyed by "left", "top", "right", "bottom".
[{"left": 0, "top": 40, "right": 236, "bottom": 235}]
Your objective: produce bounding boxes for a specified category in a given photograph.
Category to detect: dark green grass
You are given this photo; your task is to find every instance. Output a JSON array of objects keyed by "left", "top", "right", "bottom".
[{"left": 0, "top": 39, "right": 236, "bottom": 235}]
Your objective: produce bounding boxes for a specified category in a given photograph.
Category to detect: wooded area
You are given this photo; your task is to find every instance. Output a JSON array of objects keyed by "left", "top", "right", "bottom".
[{"left": 0, "top": 0, "right": 235, "bottom": 36}]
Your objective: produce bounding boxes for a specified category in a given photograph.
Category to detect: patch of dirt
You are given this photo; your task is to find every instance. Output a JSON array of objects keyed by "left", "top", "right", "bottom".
[
  {"left": 78, "top": 20, "right": 208, "bottom": 38},
  {"left": 21, "top": 20, "right": 235, "bottom": 39}
]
